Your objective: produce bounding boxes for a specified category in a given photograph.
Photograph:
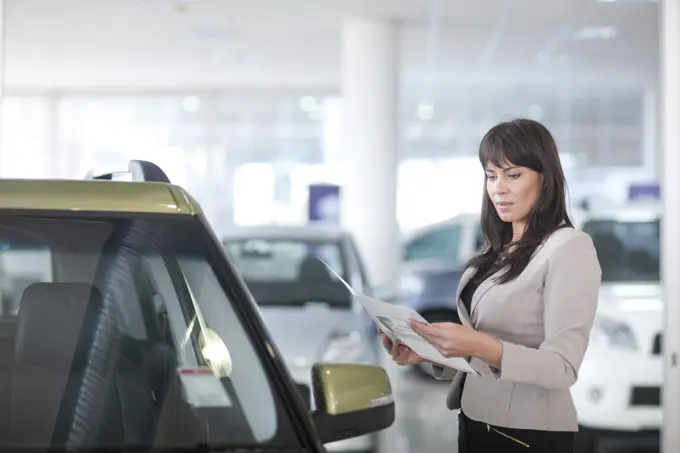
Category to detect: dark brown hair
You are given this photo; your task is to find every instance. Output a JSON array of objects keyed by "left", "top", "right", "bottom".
[{"left": 467, "top": 118, "right": 573, "bottom": 283}]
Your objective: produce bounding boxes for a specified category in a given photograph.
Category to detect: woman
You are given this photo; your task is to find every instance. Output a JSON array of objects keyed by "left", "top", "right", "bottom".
[{"left": 380, "top": 118, "right": 601, "bottom": 452}]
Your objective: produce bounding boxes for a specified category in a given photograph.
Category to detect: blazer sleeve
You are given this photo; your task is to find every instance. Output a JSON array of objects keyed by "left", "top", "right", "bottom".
[
  {"left": 431, "top": 364, "right": 457, "bottom": 380},
  {"left": 491, "top": 232, "right": 602, "bottom": 389}
]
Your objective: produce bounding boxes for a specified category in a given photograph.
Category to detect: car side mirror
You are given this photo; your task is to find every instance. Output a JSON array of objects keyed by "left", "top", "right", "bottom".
[{"left": 309, "top": 363, "right": 395, "bottom": 444}]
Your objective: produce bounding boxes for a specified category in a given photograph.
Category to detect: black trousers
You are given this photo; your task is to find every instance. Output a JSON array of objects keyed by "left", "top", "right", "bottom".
[{"left": 458, "top": 411, "right": 575, "bottom": 453}]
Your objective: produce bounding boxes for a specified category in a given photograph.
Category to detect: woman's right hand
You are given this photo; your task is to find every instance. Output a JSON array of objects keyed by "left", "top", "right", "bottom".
[{"left": 377, "top": 326, "right": 429, "bottom": 366}]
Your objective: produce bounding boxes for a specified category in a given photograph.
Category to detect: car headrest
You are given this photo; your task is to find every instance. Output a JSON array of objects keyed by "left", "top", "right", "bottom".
[
  {"left": 15, "top": 282, "right": 104, "bottom": 368},
  {"left": 298, "top": 257, "right": 334, "bottom": 284}
]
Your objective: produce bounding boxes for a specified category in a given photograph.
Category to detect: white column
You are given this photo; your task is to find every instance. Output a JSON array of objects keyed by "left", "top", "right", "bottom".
[
  {"left": 642, "top": 86, "right": 658, "bottom": 179},
  {"left": 661, "top": 0, "right": 680, "bottom": 452},
  {"left": 320, "top": 96, "right": 344, "bottom": 164},
  {"left": 339, "top": 18, "right": 400, "bottom": 292}
]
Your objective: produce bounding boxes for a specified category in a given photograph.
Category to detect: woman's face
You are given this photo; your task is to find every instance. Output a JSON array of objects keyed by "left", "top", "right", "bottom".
[{"left": 484, "top": 160, "right": 542, "bottom": 224}]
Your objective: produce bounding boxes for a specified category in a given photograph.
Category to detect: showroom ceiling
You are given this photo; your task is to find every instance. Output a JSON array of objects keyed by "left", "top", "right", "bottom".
[
  {"left": 3, "top": 0, "right": 658, "bottom": 90},
  {"left": 2, "top": 0, "right": 655, "bottom": 169}
]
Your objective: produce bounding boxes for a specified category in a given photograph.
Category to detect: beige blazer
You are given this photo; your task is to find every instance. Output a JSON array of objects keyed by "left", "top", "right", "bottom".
[{"left": 432, "top": 227, "right": 602, "bottom": 432}]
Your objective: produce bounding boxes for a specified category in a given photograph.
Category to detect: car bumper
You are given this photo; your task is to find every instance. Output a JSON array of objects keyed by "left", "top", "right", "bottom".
[{"left": 572, "top": 346, "right": 662, "bottom": 432}]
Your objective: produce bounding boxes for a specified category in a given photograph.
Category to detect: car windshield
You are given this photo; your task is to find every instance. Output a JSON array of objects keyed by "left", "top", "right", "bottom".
[
  {"left": 582, "top": 218, "right": 660, "bottom": 283},
  {"left": 0, "top": 213, "right": 305, "bottom": 451},
  {"left": 223, "top": 237, "right": 352, "bottom": 308}
]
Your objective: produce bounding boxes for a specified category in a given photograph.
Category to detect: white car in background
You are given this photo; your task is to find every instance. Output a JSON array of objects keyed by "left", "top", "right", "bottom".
[
  {"left": 572, "top": 201, "right": 662, "bottom": 452},
  {"left": 221, "top": 224, "right": 381, "bottom": 453}
]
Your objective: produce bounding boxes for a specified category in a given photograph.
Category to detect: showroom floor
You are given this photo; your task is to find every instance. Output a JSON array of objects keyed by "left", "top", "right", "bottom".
[
  {"left": 375, "top": 347, "right": 659, "bottom": 453},
  {"left": 377, "top": 356, "right": 457, "bottom": 453}
]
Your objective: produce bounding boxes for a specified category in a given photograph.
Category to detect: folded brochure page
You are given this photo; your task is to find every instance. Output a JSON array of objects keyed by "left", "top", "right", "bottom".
[
  {"left": 358, "top": 295, "right": 479, "bottom": 375},
  {"left": 318, "top": 258, "right": 479, "bottom": 375}
]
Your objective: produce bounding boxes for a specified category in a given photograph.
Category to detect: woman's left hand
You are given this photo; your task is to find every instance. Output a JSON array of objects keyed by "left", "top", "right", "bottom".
[{"left": 409, "top": 320, "right": 483, "bottom": 358}]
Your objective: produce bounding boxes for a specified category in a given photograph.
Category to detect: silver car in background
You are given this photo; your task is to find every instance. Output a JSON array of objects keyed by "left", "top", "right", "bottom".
[{"left": 222, "top": 224, "right": 379, "bottom": 453}]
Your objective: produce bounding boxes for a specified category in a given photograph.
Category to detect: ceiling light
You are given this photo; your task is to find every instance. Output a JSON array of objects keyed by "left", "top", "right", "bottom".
[
  {"left": 299, "top": 96, "right": 318, "bottom": 112},
  {"left": 573, "top": 26, "right": 619, "bottom": 40},
  {"left": 181, "top": 96, "right": 200, "bottom": 113},
  {"left": 416, "top": 100, "right": 434, "bottom": 121}
]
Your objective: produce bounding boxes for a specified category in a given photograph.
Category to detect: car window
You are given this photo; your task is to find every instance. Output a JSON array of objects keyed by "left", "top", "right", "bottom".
[
  {"left": 0, "top": 214, "right": 303, "bottom": 450},
  {"left": 223, "top": 238, "right": 352, "bottom": 307},
  {"left": 582, "top": 218, "right": 660, "bottom": 282},
  {"left": 403, "top": 225, "right": 461, "bottom": 262},
  {"left": 474, "top": 225, "right": 485, "bottom": 251}
]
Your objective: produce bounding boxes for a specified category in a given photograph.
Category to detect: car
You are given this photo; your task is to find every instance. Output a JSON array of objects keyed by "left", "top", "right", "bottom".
[
  {"left": 571, "top": 200, "right": 662, "bottom": 452},
  {"left": 400, "top": 213, "right": 484, "bottom": 269},
  {"left": 397, "top": 213, "right": 484, "bottom": 318},
  {"left": 222, "top": 224, "right": 381, "bottom": 452},
  {"left": 0, "top": 160, "right": 395, "bottom": 452}
]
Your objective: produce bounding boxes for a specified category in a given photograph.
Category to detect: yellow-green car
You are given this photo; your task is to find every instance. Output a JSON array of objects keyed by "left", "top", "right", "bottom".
[{"left": 0, "top": 160, "right": 395, "bottom": 452}]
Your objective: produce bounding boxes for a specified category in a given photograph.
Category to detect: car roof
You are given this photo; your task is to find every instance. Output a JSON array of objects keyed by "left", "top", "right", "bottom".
[
  {"left": 581, "top": 200, "right": 661, "bottom": 223},
  {"left": 400, "top": 213, "right": 480, "bottom": 242},
  {"left": 0, "top": 179, "right": 202, "bottom": 215},
  {"left": 222, "top": 224, "right": 350, "bottom": 242}
]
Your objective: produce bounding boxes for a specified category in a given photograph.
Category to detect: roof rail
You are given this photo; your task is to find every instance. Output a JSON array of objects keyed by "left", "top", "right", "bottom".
[{"left": 85, "top": 160, "right": 171, "bottom": 183}]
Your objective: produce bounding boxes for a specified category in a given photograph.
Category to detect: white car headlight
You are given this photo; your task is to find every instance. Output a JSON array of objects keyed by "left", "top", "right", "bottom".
[
  {"left": 590, "top": 316, "right": 637, "bottom": 350},
  {"left": 320, "top": 330, "right": 366, "bottom": 362},
  {"left": 399, "top": 274, "right": 423, "bottom": 296}
]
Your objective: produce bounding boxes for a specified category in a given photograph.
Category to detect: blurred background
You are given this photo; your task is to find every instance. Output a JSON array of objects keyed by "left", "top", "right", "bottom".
[{"left": 0, "top": 0, "right": 671, "bottom": 452}]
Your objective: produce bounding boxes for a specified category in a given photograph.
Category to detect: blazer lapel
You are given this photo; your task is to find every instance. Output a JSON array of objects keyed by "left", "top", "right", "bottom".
[
  {"left": 469, "top": 272, "right": 499, "bottom": 319},
  {"left": 455, "top": 267, "right": 477, "bottom": 327}
]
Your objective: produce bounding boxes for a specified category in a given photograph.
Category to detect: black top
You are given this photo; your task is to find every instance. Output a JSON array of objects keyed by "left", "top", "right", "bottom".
[
  {"left": 459, "top": 264, "right": 494, "bottom": 314},
  {"left": 458, "top": 264, "right": 495, "bottom": 395}
]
